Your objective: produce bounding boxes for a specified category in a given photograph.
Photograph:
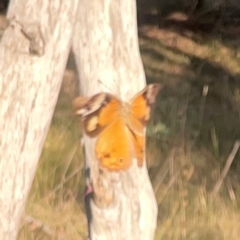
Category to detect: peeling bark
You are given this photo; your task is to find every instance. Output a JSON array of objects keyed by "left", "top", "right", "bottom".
[
  {"left": 72, "top": 0, "right": 158, "bottom": 239},
  {"left": 0, "top": 0, "right": 79, "bottom": 239}
]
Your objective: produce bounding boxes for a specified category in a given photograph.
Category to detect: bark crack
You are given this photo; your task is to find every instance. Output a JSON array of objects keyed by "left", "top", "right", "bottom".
[{"left": 20, "top": 90, "right": 38, "bottom": 153}]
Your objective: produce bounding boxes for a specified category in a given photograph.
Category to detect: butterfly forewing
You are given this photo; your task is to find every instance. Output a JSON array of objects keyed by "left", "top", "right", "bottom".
[
  {"left": 77, "top": 93, "right": 122, "bottom": 137},
  {"left": 130, "top": 83, "right": 161, "bottom": 124},
  {"left": 127, "top": 83, "right": 161, "bottom": 135},
  {"left": 97, "top": 94, "right": 122, "bottom": 127},
  {"left": 72, "top": 96, "right": 90, "bottom": 115}
]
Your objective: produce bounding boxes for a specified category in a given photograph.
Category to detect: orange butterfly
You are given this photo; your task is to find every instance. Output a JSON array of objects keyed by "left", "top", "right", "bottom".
[{"left": 73, "top": 84, "right": 161, "bottom": 171}]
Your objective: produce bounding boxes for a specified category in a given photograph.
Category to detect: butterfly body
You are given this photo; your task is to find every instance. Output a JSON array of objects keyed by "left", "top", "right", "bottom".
[{"left": 73, "top": 84, "right": 161, "bottom": 171}]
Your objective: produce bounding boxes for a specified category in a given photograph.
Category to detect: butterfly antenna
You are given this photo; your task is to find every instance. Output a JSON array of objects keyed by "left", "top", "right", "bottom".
[{"left": 98, "top": 78, "right": 120, "bottom": 95}]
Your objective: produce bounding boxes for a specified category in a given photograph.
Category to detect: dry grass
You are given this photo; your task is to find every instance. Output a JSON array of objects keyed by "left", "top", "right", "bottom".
[
  {"left": 19, "top": 199, "right": 87, "bottom": 240},
  {"left": 152, "top": 144, "right": 240, "bottom": 240}
]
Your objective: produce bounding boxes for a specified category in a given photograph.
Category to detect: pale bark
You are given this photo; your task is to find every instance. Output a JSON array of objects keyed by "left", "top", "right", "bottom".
[
  {"left": 72, "top": 0, "right": 158, "bottom": 239},
  {"left": 0, "top": 0, "right": 79, "bottom": 239}
]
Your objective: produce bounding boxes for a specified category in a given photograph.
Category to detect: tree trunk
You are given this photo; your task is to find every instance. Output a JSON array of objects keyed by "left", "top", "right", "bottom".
[
  {"left": 0, "top": 0, "right": 79, "bottom": 239},
  {"left": 72, "top": 0, "right": 158, "bottom": 239}
]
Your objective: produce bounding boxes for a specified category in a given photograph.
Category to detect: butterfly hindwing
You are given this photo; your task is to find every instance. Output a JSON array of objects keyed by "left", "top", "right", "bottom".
[
  {"left": 126, "top": 84, "right": 161, "bottom": 166},
  {"left": 96, "top": 117, "right": 132, "bottom": 170},
  {"left": 127, "top": 127, "right": 145, "bottom": 167}
]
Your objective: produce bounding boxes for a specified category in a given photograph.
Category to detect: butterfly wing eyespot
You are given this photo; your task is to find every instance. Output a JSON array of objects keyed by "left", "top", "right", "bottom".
[{"left": 119, "top": 158, "right": 124, "bottom": 165}]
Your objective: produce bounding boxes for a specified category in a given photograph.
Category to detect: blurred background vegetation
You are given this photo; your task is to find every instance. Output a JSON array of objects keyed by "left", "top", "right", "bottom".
[{"left": 1, "top": 0, "right": 240, "bottom": 239}]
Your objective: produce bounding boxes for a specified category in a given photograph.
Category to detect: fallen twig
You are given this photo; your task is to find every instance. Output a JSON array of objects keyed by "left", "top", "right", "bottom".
[
  {"left": 152, "top": 148, "right": 176, "bottom": 193},
  {"left": 24, "top": 215, "right": 54, "bottom": 236},
  {"left": 211, "top": 140, "right": 240, "bottom": 198}
]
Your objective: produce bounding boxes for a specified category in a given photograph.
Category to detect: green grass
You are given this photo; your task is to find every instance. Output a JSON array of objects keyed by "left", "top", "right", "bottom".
[{"left": 18, "top": 17, "right": 240, "bottom": 240}]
